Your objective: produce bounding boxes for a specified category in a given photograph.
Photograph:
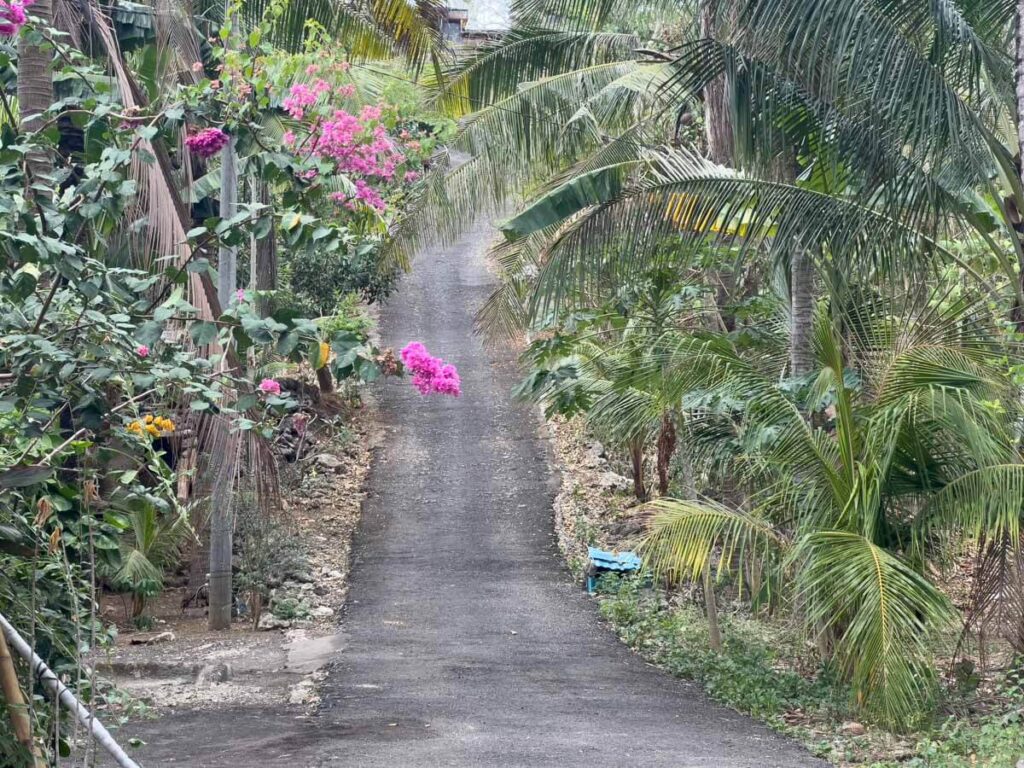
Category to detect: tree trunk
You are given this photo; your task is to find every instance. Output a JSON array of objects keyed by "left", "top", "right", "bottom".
[
  {"left": 209, "top": 1, "right": 237, "bottom": 631},
  {"left": 315, "top": 365, "right": 334, "bottom": 394},
  {"left": 216, "top": 135, "right": 239, "bottom": 308},
  {"left": 251, "top": 181, "right": 277, "bottom": 319},
  {"left": 677, "top": 435, "right": 721, "bottom": 650},
  {"left": 790, "top": 247, "right": 816, "bottom": 378},
  {"left": 17, "top": 0, "right": 53, "bottom": 183},
  {"left": 1013, "top": 2, "right": 1024, "bottom": 330},
  {"left": 702, "top": 559, "right": 723, "bottom": 652},
  {"left": 655, "top": 411, "right": 676, "bottom": 496},
  {"left": 0, "top": 629, "right": 45, "bottom": 767},
  {"left": 629, "top": 438, "right": 647, "bottom": 501},
  {"left": 700, "top": 0, "right": 732, "bottom": 166},
  {"left": 207, "top": 496, "right": 233, "bottom": 630}
]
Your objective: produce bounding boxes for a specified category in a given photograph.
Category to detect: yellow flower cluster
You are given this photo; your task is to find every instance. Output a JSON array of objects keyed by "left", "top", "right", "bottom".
[{"left": 127, "top": 414, "right": 176, "bottom": 437}]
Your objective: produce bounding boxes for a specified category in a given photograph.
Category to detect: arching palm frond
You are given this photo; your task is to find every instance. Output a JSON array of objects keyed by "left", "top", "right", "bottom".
[
  {"left": 796, "top": 530, "right": 955, "bottom": 729},
  {"left": 244, "top": 0, "right": 447, "bottom": 70},
  {"left": 247, "top": 0, "right": 396, "bottom": 59},
  {"left": 733, "top": 0, "right": 1008, "bottom": 163},
  {"left": 432, "top": 29, "right": 640, "bottom": 115},
  {"left": 529, "top": 147, "right": 955, "bottom": 319},
  {"left": 918, "top": 464, "right": 1024, "bottom": 546},
  {"left": 638, "top": 496, "right": 785, "bottom": 583}
]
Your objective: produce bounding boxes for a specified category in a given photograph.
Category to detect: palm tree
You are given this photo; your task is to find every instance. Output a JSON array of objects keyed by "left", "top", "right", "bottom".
[
  {"left": 403, "top": 0, "right": 1019, "bottom": 354},
  {"left": 17, "top": 0, "right": 52, "bottom": 181},
  {"left": 638, "top": 288, "right": 1022, "bottom": 726}
]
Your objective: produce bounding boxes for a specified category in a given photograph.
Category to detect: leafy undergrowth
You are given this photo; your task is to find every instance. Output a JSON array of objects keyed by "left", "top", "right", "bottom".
[{"left": 595, "top": 577, "right": 1024, "bottom": 767}]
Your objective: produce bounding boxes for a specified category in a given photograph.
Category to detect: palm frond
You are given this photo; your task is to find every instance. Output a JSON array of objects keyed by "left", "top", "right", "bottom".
[
  {"left": 529, "top": 147, "right": 959, "bottom": 318},
  {"left": 432, "top": 29, "right": 640, "bottom": 115},
  {"left": 796, "top": 531, "right": 955, "bottom": 728},
  {"left": 918, "top": 464, "right": 1024, "bottom": 546},
  {"left": 638, "top": 496, "right": 785, "bottom": 583}
]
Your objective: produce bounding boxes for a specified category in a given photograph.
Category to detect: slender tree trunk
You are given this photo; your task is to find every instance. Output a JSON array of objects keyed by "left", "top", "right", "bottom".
[
  {"left": 702, "top": 559, "right": 723, "bottom": 651},
  {"left": 700, "top": 0, "right": 732, "bottom": 166},
  {"left": 17, "top": 0, "right": 53, "bottom": 183},
  {"left": 251, "top": 181, "right": 277, "bottom": 319},
  {"left": 1013, "top": 2, "right": 1024, "bottom": 329},
  {"left": 0, "top": 630, "right": 45, "bottom": 767},
  {"left": 209, "top": 2, "right": 237, "bottom": 631},
  {"left": 216, "top": 136, "right": 238, "bottom": 308},
  {"left": 790, "top": 248, "right": 816, "bottom": 378},
  {"left": 629, "top": 438, "right": 647, "bottom": 501},
  {"left": 655, "top": 411, "right": 676, "bottom": 496},
  {"left": 208, "top": 497, "right": 234, "bottom": 630},
  {"left": 678, "top": 434, "right": 722, "bottom": 650}
]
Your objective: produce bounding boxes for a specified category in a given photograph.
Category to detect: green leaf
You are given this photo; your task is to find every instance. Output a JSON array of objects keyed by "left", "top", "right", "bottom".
[
  {"left": 501, "top": 161, "right": 634, "bottom": 239},
  {"left": 189, "top": 321, "right": 219, "bottom": 346},
  {"left": 136, "top": 321, "right": 164, "bottom": 346}
]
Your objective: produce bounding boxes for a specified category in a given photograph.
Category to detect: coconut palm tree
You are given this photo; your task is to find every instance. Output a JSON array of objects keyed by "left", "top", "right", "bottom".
[
  {"left": 405, "top": 0, "right": 1019, "bottom": 353},
  {"left": 637, "top": 287, "right": 1023, "bottom": 727}
]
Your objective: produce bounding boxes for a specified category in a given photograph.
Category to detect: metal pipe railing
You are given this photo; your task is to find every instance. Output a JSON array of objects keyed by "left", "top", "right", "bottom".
[{"left": 0, "top": 612, "right": 141, "bottom": 768}]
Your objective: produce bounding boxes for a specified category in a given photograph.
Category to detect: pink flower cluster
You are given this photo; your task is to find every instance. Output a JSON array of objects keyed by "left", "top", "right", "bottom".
[
  {"left": 330, "top": 179, "right": 385, "bottom": 212},
  {"left": 0, "top": 0, "right": 32, "bottom": 36},
  {"left": 314, "top": 111, "right": 405, "bottom": 180},
  {"left": 400, "top": 342, "right": 461, "bottom": 397},
  {"left": 258, "top": 378, "right": 281, "bottom": 396},
  {"left": 282, "top": 79, "right": 332, "bottom": 120},
  {"left": 185, "top": 127, "right": 229, "bottom": 158}
]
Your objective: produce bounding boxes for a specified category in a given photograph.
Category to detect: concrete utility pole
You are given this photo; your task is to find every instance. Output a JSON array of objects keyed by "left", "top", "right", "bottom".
[{"left": 209, "top": 0, "right": 238, "bottom": 631}]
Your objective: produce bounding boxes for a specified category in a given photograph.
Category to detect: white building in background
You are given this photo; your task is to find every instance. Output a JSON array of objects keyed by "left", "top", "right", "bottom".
[
  {"left": 442, "top": 0, "right": 509, "bottom": 41},
  {"left": 462, "top": 0, "right": 510, "bottom": 31}
]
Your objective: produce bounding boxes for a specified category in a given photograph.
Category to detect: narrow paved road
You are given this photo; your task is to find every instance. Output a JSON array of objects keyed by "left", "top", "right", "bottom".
[
  {"left": 313, "top": 224, "right": 821, "bottom": 767},
  {"left": 114, "top": 226, "right": 824, "bottom": 767}
]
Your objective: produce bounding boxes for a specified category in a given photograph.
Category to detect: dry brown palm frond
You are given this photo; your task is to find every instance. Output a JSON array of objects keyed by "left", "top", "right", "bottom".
[{"left": 961, "top": 533, "right": 1024, "bottom": 657}]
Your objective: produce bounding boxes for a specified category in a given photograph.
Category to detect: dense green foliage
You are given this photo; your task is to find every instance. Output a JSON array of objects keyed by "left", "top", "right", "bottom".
[
  {"left": 405, "top": 0, "right": 1024, "bottom": 739},
  {"left": 0, "top": 0, "right": 447, "bottom": 761}
]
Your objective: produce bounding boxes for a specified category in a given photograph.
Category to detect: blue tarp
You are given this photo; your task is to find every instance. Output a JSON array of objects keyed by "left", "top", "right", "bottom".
[{"left": 586, "top": 547, "right": 641, "bottom": 593}]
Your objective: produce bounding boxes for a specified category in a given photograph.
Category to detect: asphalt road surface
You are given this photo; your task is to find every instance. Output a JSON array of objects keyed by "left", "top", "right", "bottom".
[{"left": 113, "top": 225, "right": 824, "bottom": 767}]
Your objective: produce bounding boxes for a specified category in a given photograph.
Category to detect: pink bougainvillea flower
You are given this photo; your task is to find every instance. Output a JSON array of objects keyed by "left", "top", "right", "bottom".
[
  {"left": 403, "top": 170, "right": 420, "bottom": 183},
  {"left": 258, "top": 378, "right": 282, "bottom": 396},
  {"left": 185, "top": 127, "right": 229, "bottom": 159},
  {"left": 359, "top": 104, "right": 382, "bottom": 122},
  {"left": 191, "top": 61, "right": 204, "bottom": 72},
  {"left": 235, "top": 288, "right": 245, "bottom": 302},
  {"left": 305, "top": 64, "right": 320, "bottom": 76},
  {"left": 282, "top": 130, "right": 296, "bottom": 146},
  {"left": 399, "top": 342, "right": 461, "bottom": 397},
  {"left": 0, "top": 0, "right": 30, "bottom": 36},
  {"left": 136, "top": 344, "right": 150, "bottom": 358}
]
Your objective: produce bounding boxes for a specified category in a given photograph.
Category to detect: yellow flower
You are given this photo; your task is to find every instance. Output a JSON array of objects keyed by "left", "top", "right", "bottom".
[
  {"left": 317, "top": 341, "right": 331, "bottom": 370},
  {"left": 145, "top": 424, "right": 160, "bottom": 436},
  {"left": 144, "top": 414, "right": 154, "bottom": 424}
]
